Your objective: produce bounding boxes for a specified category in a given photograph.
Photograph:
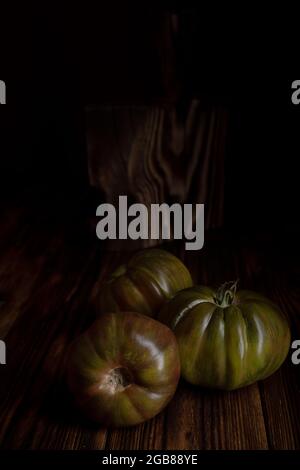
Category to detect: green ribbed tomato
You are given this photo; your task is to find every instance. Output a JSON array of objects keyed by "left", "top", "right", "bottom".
[
  {"left": 98, "top": 249, "right": 192, "bottom": 317},
  {"left": 158, "top": 283, "right": 291, "bottom": 390},
  {"left": 67, "top": 312, "right": 180, "bottom": 427}
]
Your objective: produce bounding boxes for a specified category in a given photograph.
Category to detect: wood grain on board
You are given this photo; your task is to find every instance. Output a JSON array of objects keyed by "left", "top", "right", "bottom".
[{"left": 86, "top": 102, "right": 227, "bottom": 246}]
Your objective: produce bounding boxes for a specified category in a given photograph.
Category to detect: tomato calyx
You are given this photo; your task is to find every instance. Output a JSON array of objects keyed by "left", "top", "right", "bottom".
[{"left": 213, "top": 280, "right": 239, "bottom": 308}]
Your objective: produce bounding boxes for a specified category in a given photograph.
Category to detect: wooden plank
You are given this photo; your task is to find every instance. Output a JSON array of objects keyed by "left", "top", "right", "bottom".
[
  {"left": 105, "top": 415, "right": 165, "bottom": 450},
  {"left": 86, "top": 102, "right": 227, "bottom": 251},
  {"left": 253, "top": 246, "right": 300, "bottom": 450},
  {"left": 0, "top": 214, "right": 104, "bottom": 449},
  {"left": 0, "top": 215, "right": 65, "bottom": 338},
  {"left": 165, "top": 381, "right": 267, "bottom": 450}
]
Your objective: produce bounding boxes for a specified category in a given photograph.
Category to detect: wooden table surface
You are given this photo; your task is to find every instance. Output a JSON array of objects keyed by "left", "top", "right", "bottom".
[{"left": 0, "top": 197, "right": 300, "bottom": 450}]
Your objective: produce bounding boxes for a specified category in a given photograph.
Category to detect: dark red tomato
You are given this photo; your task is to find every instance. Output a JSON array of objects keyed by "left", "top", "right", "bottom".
[
  {"left": 98, "top": 249, "right": 192, "bottom": 317},
  {"left": 67, "top": 312, "right": 180, "bottom": 427}
]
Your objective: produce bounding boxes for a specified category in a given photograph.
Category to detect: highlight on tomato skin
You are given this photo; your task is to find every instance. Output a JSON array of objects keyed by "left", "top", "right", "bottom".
[
  {"left": 158, "top": 282, "right": 291, "bottom": 391},
  {"left": 66, "top": 311, "right": 181, "bottom": 428},
  {"left": 98, "top": 249, "right": 193, "bottom": 318}
]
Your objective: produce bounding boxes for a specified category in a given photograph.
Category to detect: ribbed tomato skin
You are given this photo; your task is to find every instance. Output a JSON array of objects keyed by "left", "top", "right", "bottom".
[
  {"left": 67, "top": 312, "right": 180, "bottom": 427},
  {"left": 99, "top": 249, "right": 193, "bottom": 317},
  {"left": 158, "top": 286, "right": 291, "bottom": 390}
]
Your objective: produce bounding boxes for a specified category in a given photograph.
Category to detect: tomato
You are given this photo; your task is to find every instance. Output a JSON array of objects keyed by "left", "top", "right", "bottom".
[
  {"left": 158, "top": 282, "right": 291, "bottom": 390},
  {"left": 98, "top": 249, "right": 193, "bottom": 317},
  {"left": 67, "top": 311, "right": 180, "bottom": 427}
]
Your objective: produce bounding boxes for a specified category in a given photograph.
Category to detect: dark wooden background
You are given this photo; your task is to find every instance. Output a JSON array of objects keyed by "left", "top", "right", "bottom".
[
  {"left": 0, "top": 5, "right": 300, "bottom": 450},
  {"left": 86, "top": 102, "right": 227, "bottom": 238}
]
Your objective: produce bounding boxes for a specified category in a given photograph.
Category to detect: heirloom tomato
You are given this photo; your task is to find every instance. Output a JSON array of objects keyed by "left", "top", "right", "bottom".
[
  {"left": 99, "top": 249, "right": 192, "bottom": 317},
  {"left": 158, "top": 282, "right": 291, "bottom": 390},
  {"left": 67, "top": 311, "right": 180, "bottom": 427}
]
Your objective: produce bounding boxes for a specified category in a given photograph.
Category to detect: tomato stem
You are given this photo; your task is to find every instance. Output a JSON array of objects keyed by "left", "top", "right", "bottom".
[{"left": 214, "top": 280, "right": 239, "bottom": 307}]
